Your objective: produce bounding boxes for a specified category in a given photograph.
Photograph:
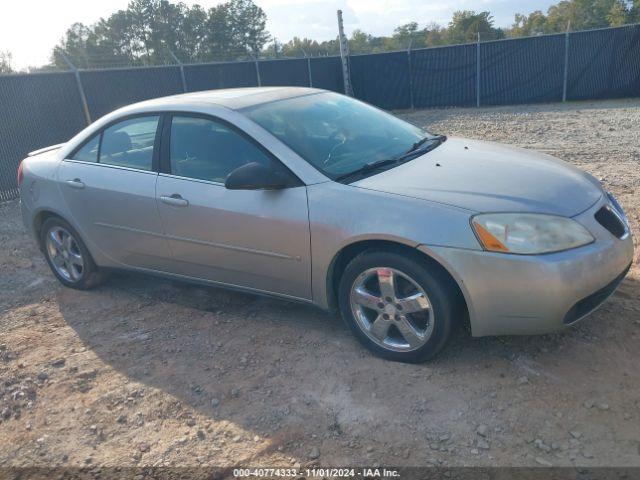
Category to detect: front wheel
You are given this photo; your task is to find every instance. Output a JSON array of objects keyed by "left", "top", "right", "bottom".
[{"left": 338, "top": 250, "right": 456, "bottom": 363}]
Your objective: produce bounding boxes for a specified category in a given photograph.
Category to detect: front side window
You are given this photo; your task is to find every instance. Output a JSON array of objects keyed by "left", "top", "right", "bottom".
[
  {"left": 169, "top": 116, "right": 272, "bottom": 183},
  {"left": 244, "top": 92, "right": 435, "bottom": 180},
  {"left": 71, "top": 134, "right": 99, "bottom": 162},
  {"left": 99, "top": 116, "right": 159, "bottom": 171}
]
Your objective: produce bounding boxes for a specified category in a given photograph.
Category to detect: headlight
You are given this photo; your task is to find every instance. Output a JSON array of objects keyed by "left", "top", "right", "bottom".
[{"left": 471, "top": 213, "right": 594, "bottom": 254}]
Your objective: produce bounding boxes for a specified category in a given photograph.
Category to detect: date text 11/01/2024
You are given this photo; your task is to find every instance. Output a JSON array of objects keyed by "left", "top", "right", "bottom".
[{"left": 233, "top": 468, "right": 401, "bottom": 477}]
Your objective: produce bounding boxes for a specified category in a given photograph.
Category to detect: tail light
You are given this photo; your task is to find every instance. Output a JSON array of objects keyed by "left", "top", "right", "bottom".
[{"left": 17, "top": 160, "right": 24, "bottom": 186}]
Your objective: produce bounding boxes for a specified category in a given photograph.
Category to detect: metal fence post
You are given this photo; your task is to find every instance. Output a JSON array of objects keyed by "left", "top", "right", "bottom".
[
  {"left": 407, "top": 37, "right": 415, "bottom": 110},
  {"left": 251, "top": 54, "right": 262, "bottom": 87},
  {"left": 300, "top": 48, "right": 313, "bottom": 87},
  {"left": 562, "top": 23, "right": 571, "bottom": 102},
  {"left": 337, "top": 10, "right": 353, "bottom": 96},
  {"left": 169, "top": 50, "right": 188, "bottom": 93},
  {"left": 476, "top": 32, "right": 481, "bottom": 108},
  {"left": 59, "top": 53, "right": 91, "bottom": 125}
]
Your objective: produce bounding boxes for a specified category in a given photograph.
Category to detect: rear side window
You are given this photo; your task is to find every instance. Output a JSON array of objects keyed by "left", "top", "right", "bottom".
[
  {"left": 71, "top": 134, "right": 99, "bottom": 162},
  {"left": 99, "top": 116, "right": 159, "bottom": 171},
  {"left": 169, "top": 116, "right": 272, "bottom": 183}
]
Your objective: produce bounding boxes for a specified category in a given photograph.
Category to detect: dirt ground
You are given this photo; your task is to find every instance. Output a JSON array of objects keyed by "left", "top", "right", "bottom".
[{"left": 1, "top": 99, "right": 639, "bottom": 472}]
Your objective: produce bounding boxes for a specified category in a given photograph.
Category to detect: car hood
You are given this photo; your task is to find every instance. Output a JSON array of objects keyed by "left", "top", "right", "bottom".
[{"left": 353, "top": 137, "right": 603, "bottom": 216}]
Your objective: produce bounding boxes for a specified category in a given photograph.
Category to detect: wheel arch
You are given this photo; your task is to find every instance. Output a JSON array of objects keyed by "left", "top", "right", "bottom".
[
  {"left": 326, "top": 239, "right": 469, "bottom": 328},
  {"left": 33, "top": 209, "right": 66, "bottom": 250},
  {"left": 32, "top": 209, "right": 100, "bottom": 266}
]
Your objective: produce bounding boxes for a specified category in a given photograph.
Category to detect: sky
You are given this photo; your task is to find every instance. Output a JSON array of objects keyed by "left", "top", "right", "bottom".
[{"left": 1, "top": 0, "right": 558, "bottom": 70}]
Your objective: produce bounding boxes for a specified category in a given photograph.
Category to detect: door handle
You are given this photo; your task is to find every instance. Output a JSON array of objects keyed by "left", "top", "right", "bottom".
[
  {"left": 65, "top": 178, "right": 85, "bottom": 189},
  {"left": 160, "top": 194, "right": 189, "bottom": 207}
]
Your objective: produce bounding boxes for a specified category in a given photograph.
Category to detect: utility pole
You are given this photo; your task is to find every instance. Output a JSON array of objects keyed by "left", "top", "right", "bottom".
[
  {"left": 337, "top": 10, "right": 353, "bottom": 96},
  {"left": 59, "top": 52, "right": 91, "bottom": 125}
]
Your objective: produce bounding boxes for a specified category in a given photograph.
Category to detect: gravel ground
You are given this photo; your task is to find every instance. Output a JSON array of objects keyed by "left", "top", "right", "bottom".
[{"left": 0, "top": 99, "right": 639, "bottom": 472}]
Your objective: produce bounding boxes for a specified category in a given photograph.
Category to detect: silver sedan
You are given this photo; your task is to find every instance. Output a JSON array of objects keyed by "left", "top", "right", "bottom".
[{"left": 18, "top": 87, "right": 633, "bottom": 362}]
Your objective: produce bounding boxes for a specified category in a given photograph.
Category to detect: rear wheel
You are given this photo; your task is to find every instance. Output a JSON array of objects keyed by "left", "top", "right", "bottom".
[
  {"left": 338, "top": 250, "right": 456, "bottom": 362},
  {"left": 41, "top": 216, "right": 105, "bottom": 290}
]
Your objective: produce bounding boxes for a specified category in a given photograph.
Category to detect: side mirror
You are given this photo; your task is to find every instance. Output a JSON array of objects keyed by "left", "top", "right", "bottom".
[{"left": 225, "top": 162, "right": 294, "bottom": 190}]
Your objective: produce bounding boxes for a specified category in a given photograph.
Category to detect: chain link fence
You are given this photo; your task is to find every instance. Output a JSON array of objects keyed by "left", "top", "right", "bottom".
[{"left": 1, "top": 24, "right": 639, "bottom": 201}]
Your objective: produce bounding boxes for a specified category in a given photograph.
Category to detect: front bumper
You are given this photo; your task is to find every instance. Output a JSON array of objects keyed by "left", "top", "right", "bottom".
[{"left": 420, "top": 197, "right": 634, "bottom": 336}]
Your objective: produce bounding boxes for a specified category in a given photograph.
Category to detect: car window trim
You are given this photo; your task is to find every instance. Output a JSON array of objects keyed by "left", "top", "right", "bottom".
[
  {"left": 62, "top": 158, "right": 159, "bottom": 176},
  {"left": 160, "top": 111, "right": 303, "bottom": 186},
  {"left": 158, "top": 172, "right": 225, "bottom": 187},
  {"left": 67, "top": 112, "right": 163, "bottom": 173}
]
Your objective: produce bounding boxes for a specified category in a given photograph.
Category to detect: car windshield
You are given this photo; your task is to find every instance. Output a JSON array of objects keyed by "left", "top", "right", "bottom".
[{"left": 243, "top": 92, "right": 436, "bottom": 180}]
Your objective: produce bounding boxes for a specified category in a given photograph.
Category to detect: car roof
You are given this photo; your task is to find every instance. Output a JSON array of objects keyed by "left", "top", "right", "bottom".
[{"left": 125, "top": 87, "right": 326, "bottom": 112}]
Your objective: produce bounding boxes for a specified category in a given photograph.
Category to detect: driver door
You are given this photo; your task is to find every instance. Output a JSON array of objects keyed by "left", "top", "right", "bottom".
[{"left": 155, "top": 114, "right": 312, "bottom": 300}]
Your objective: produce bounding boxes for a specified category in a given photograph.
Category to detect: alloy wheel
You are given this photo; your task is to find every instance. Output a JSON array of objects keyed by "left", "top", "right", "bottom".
[
  {"left": 349, "top": 267, "right": 433, "bottom": 352},
  {"left": 45, "top": 226, "right": 85, "bottom": 282}
]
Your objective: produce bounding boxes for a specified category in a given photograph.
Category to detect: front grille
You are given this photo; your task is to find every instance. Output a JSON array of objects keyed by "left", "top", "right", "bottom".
[
  {"left": 595, "top": 206, "right": 626, "bottom": 239},
  {"left": 563, "top": 263, "right": 631, "bottom": 325}
]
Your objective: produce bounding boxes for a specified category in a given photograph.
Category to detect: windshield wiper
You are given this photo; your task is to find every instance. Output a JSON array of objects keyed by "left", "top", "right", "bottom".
[
  {"left": 334, "top": 134, "right": 447, "bottom": 183},
  {"left": 406, "top": 134, "right": 447, "bottom": 154},
  {"left": 335, "top": 158, "right": 399, "bottom": 182}
]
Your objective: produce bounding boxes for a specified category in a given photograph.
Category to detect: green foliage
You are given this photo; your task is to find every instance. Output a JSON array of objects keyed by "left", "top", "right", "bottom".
[
  {"left": 633, "top": 0, "right": 640, "bottom": 21},
  {"left": 510, "top": 11, "right": 550, "bottom": 36},
  {"left": 447, "top": 11, "right": 505, "bottom": 43},
  {"left": 52, "top": 0, "right": 270, "bottom": 68},
  {"left": 49, "top": 0, "right": 637, "bottom": 70},
  {"left": 509, "top": 0, "right": 634, "bottom": 35},
  {"left": 279, "top": 37, "right": 339, "bottom": 57}
]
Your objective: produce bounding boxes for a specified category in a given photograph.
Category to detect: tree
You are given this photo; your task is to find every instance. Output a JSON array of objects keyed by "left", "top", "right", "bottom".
[
  {"left": 390, "top": 22, "right": 424, "bottom": 49},
  {"left": 447, "top": 11, "right": 504, "bottom": 43},
  {"left": 348, "top": 29, "right": 374, "bottom": 54},
  {"left": 51, "top": 0, "right": 270, "bottom": 67},
  {"left": 0, "top": 50, "right": 13, "bottom": 74},
  {"left": 203, "top": 0, "right": 270, "bottom": 60},
  {"left": 52, "top": 23, "right": 92, "bottom": 68},
  {"left": 506, "top": 0, "right": 633, "bottom": 36},
  {"left": 280, "top": 37, "right": 335, "bottom": 57},
  {"left": 510, "top": 11, "right": 549, "bottom": 36},
  {"left": 204, "top": 3, "right": 235, "bottom": 60},
  {"left": 423, "top": 23, "right": 447, "bottom": 47},
  {"left": 632, "top": 0, "right": 640, "bottom": 22},
  {"left": 607, "top": 0, "right": 632, "bottom": 25},
  {"left": 180, "top": 5, "right": 208, "bottom": 61},
  {"left": 533, "top": 0, "right": 631, "bottom": 32},
  {"left": 46, "top": 0, "right": 638, "bottom": 69},
  {"left": 227, "top": 0, "right": 270, "bottom": 56}
]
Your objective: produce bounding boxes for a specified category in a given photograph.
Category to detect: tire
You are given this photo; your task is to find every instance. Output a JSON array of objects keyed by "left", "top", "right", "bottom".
[
  {"left": 338, "top": 249, "right": 456, "bottom": 363},
  {"left": 40, "top": 216, "right": 106, "bottom": 290}
]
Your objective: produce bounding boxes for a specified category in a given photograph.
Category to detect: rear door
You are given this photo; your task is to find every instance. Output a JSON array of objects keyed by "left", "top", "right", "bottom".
[
  {"left": 58, "top": 115, "right": 172, "bottom": 269},
  {"left": 155, "top": 113, "right": 312, "bottom": 300}
]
